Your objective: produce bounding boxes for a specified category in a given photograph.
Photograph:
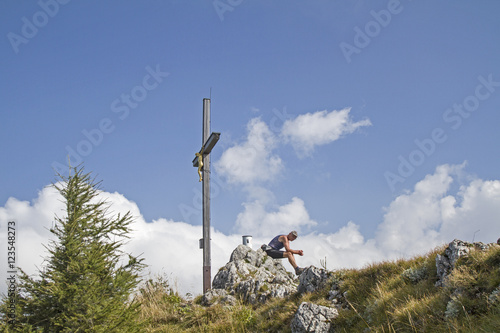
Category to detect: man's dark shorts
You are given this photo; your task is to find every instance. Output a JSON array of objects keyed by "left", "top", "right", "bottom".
[{"left": 266, "top": 249, "right": 285, "bottom": 259}]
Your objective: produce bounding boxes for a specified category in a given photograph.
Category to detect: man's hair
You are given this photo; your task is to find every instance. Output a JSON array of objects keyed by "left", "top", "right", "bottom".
[{"left": 290, "top": 230, "right": 298, "bottom": 238}]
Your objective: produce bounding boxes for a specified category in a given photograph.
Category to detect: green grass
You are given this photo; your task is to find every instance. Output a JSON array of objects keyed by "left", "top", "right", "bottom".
[
  {"left": 130, "top": 244, "right": 500, "bottom": 332},
  {"left": 5, "top": 243, "right": 498, "bottom": 332},
  {"left": 331, "top": 245, "right": 500, "bottom": 333},
  {"left": 137, "top": 244, "right": 500, "bottom": 332}
]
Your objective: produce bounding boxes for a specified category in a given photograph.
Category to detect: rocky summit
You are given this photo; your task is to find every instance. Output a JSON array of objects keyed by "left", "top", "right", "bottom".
[
  {"left": 198, "top": 239, "right": 500, "bottom": 333},
  {"left": 206, "top": 244, "right": 298, "bottom": 304},
  {"left": 203, "top": 245, "right": 342, "bottom": 332}
]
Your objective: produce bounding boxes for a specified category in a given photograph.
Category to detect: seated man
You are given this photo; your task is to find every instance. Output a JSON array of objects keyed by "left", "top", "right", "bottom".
[{"left": 262, "top": 231, "right": 304, "bottom": 275}]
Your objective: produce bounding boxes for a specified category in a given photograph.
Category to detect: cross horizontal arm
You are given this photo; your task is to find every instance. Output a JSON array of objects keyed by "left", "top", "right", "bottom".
[
  {"left": 203, "top": 132, "right": 221, "bottom": 155},
  {"left": 192, "top": 132, "right": 221, "bottom": 167}
]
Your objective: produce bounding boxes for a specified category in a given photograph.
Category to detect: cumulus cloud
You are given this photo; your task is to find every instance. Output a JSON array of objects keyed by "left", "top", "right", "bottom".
[
  {"left": 215, "top": 118, "right": 283, "bottom": 185},
  {"left": 124, "top": 218, "right": 241, "bottom": 295},
  {"left": 281, "top": 108, "right": 372, "bottom": 157},
  {"left": 216, "top": 108, "right": 371, "bottom": 185},
  {"left": 0, "top": 185, "right": 377, "bottom": 298},
  {"left": 300, "top": 223, "right": 383, "bottom": 270},
  {"left": 375, "top": 164, "right": 458, "bottom": 256},
  {"left": 0, "top": 186, "right": 62, "bottom": 280},
  {"left": 439, "top": 178, "right": 500, "bottom": 243},
  {"left": 234, "top": 196, "right": 318, "bottom": 238},
  {"left": 376, "top": 163, "right": 500, "bottom": 258},
  {"left": 2, "top": 163, "right": 500, "bottom": 298}
]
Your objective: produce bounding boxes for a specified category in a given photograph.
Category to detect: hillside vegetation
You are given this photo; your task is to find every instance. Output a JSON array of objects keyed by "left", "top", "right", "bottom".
[
  {"left": 2, "top": 167, "right": 498, "bottom": 332},
  {"left": 137, "top": 243, "right": 500, "bottom": 332}
]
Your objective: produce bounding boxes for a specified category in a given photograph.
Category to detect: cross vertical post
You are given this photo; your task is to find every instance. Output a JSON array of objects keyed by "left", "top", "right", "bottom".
[
  {"left": 202, "top": 98, "right": 211, "bottom": 294},
  {"left": 192, "top": 98, "right": 220, "bottom": 294}
]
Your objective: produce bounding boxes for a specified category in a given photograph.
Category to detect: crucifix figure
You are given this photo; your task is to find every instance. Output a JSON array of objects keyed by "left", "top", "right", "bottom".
[
  {"left": 192, "top": 98, "right": 220, "bottom": 293},
  {"left": 195, "top": 152, "right": 203, "bottom": 182}
]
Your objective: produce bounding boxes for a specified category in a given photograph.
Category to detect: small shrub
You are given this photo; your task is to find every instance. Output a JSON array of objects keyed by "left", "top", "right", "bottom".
[
  {"left": 401, "top": 265, "right": 428, "bottom": 284},
  {"left": 445, "top": 296, "right": 462, "bottom": 320},
  {"left": 488, "top": 287, "right": 500, "bottom": 305}
]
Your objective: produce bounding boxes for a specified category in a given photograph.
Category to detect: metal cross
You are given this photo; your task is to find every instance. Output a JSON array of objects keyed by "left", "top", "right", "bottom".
[{"left": 192, "top": 98, "right": 220, "bottom": 293}]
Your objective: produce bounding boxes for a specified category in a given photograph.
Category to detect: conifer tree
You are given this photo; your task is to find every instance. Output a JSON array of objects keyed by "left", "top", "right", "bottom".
[{"left": 2, "top": 166, "right": 145, "bottom": 332}]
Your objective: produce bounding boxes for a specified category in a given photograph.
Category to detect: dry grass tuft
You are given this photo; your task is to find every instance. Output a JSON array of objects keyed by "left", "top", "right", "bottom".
[{"left": 132, "top": 244, "right": 500, "bottom": 332}]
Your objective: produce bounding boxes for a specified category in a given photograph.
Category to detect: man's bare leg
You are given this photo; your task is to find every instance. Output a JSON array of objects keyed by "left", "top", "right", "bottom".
[{"left": 284, "top": 251, "right": 297, "bottom": 269}]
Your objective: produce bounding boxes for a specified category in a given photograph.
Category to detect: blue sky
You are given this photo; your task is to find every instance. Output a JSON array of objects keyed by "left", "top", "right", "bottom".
[{"left": 1, "top": 0, "right": 500, "bottom": 296}]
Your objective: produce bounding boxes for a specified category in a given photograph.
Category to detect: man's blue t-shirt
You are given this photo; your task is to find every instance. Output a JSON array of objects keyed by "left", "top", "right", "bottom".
[{"left": 268, "top": 235, "right": 284, "bottom": 250}]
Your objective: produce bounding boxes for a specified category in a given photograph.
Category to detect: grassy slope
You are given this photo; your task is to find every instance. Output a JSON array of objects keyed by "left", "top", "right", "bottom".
[
  {"left": 137, "top": 243, "right": 500, "bottom": 333},
  {"left": 5, "top": 243, "right": 496, "bottom": 332}
]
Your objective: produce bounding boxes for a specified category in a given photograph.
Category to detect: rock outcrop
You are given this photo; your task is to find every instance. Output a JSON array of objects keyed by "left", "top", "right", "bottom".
[
  {"left": 435, "top": 239, "right": 495, "bottom": 287},
  {"left": 200, "top": 239, "right": 500, "bottom": 331},
  {"left": 290, "top": 302, "right": 338, "bottom": 333},
  {"left": 202, "top": 238, "right": 500, "bottom": 331},
  {"left": 297, "top": 266, "right": 333, "bottom": 294},
  {"left": 208, "top": 244, "right": 298, "bottom": 304},
  {"left": 201, "top": 288, "right": 237, "bottom": 306}
]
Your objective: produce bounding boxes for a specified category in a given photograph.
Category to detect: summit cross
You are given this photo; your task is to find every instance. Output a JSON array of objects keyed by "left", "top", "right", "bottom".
[{"left": 192, "top": 98, "right": 220, "bottom": 293}]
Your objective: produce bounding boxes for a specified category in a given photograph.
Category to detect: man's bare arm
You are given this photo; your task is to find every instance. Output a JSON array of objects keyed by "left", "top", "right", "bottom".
[{"left": 281, "top": 235, "right": 303, "bottom": 256}]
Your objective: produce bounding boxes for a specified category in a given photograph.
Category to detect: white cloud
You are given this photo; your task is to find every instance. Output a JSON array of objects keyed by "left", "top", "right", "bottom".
[
  {"left": 215, "top": 108, "right": 371, "bottom": 186},
  {"left": 376, "top": 163, "right": 500, "bottom": 258},
  {"left": 439, "top": 178, "right": 500, "bottom": 243},
  {"left": 0, "top": 186, "right": 241, "bottom": 297},
  {"left": 234, "top": 197, "right": 318, "bottom": 238},
  {"left": 281, "top": 108, "right": 372, "bottom": 157},
  {"left": 375, "top": 164, "right": 457, "bottom": 257},
  {"left": 125, "top": 217, "right": 230, "bottom": 295},
  {"left": 300, "top": 224, "right": 383, "bottom": 270},
  {"left": 215, "top": 118, "right": 283, "bottom": 185},
  {"left": 2, "top": 163, "right": 500, "bottom": 298},
  {"left": 0, "top": 186, "right": 62, "bottom": 281}
]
